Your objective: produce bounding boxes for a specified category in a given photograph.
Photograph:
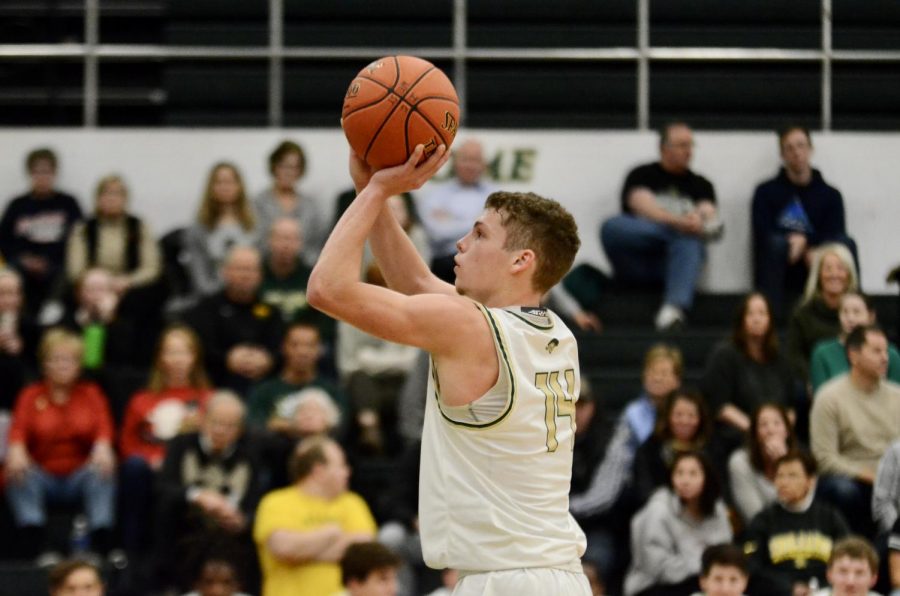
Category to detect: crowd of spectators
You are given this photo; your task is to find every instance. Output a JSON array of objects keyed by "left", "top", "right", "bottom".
[{"left": 0, "top": 126, "right": 897, "bottom": 596}]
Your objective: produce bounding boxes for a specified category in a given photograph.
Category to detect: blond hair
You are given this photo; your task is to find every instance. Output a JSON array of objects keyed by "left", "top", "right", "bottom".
[
  {"left": 147, "top": 324, "right": 211, "bottom": 393},
  {"left": 38, "top": 328, "right": 83, "bottom": 365},
  {"left": 802, "top": 243, "right": 858, "bottom": 305},
  {"left": 196, "top": 162, "right": 255, "bottom": 231}
]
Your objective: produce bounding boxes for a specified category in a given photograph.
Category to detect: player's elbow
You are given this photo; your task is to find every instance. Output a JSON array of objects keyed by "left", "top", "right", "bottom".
[{"left": 306, "top": 269, "right": 333, "bottom": 312}]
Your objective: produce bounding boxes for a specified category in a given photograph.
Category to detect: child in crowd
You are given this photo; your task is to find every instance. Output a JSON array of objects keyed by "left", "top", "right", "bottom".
[
  {"left": 338, "top": 541, "right": 401, "bottom": 596},
  {"left": 813, "top": 536, "right": 880, "bottom": 596},
  {"left": 693, "top": 544, "right": 749, "bottom": 596}
]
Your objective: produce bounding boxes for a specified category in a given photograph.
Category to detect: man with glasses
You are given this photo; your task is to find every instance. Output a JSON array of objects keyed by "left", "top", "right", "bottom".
[{"left": 601, "top": 122, "right": 721, "bottom": 331}]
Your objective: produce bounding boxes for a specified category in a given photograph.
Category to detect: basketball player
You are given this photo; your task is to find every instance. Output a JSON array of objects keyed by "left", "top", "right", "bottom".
[{"left": 308, "top": 144, "right": 590, "bottom": 595}]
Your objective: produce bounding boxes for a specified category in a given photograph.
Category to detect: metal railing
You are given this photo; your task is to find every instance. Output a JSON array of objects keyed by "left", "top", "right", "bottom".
[{"left": 1, "top": 0, "right": 899, "bottom": 129}]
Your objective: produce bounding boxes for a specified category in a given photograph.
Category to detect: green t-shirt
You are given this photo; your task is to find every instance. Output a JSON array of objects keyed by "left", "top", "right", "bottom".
[
  {"left": 246, "top": 376, "right": 345, "bottom": 428},
  {"left": 809, "top": 337, "right": 900, "bottom": 394}
]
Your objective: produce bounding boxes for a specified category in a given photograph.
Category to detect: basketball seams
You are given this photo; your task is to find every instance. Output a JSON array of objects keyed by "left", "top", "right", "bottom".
[
  {"left": 344, "top": 56, "right": 459, "bottom": 168},
  {"left": 364, "top": 64, "right": 436, "bottom": 163}
]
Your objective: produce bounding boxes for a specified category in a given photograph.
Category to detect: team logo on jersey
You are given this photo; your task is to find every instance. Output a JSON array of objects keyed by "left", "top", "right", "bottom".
[{"left": 545, "top": 338, "right": 559, "bottom": 353}]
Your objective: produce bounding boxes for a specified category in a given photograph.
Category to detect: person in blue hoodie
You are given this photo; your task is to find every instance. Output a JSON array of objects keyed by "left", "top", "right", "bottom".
[{"left": 751, "top": 126, "right": 857, "bottom": 318}]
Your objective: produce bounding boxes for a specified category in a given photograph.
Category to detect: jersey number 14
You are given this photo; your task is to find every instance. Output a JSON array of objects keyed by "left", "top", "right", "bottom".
[{"left": 535, "top": 369, "right": 576, "bottom": 452}]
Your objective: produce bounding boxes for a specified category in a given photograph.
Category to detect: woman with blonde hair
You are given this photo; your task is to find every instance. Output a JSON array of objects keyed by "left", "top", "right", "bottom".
[
  {"left": 4, "top": 328, "right": 116, "bottom": 559},
  {"left": 786, "top": 242, "right": 858, "bottom": 382},
  {"left": 184, "top": 163, "right": 257, "bottom": 299},
  {"left": 118, "top": 324, "right": 213, "bottom": 555},
  {"left": 66, "top": 174, "right": 160, "bottom": 295}
]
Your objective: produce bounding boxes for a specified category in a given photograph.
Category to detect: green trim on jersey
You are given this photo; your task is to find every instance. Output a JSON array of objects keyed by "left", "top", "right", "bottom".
[
  {"left": 503, "top": 308, "right": 554, "bottom": 330},
  {"left": 433, "top": 304, "right": 516, "bottom": 429}
]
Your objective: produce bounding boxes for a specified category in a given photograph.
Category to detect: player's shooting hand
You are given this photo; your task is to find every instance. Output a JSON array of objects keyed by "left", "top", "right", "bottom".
[
  {"left": 349, "top": 150, "right": 376, "bottom": 193},
  {"left": 369, "top": 144, "right": 449, "bottom": 197}
]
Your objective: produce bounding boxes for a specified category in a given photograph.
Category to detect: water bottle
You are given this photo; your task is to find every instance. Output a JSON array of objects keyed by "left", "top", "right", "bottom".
[{"left": 70, "top": 515, "right": 91, "bottom": 554}]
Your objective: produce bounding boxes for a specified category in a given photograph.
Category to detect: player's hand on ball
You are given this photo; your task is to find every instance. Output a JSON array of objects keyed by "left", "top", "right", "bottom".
[
  {"left": 369, "top": 144, "right": 449, "bottom": 196},
  {"left": 349, "top": 150, "right": 376, "bottom": 193}
]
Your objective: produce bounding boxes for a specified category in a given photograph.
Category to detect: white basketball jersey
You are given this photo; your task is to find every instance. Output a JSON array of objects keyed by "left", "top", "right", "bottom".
[{"left": 418, "top": 304, "right": 587, "bottom": 572}]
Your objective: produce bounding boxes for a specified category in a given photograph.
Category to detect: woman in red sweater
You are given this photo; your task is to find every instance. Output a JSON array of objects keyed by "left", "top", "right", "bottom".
[
  {"left": 4, "top": 328, "right": 116, "bottom": 559},
  {"left": 118, "top": 324, "right": 212, "bottom": 555}
]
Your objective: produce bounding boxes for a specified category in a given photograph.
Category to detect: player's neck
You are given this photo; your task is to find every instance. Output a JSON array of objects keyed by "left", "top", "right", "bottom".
[{"left": 478, "top": 285, "right": 543, "bottom": 309}]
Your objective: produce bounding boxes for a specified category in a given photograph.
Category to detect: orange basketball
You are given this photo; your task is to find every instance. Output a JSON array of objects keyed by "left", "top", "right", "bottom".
[{"left": 341, "top": 55, "right": 460, "bottom": 169}]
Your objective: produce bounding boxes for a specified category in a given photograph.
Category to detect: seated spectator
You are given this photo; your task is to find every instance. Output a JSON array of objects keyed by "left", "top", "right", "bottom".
[
  {"left": 810, "top": 291, "right": 900, "bottom": 394},
  {"left": 0, "top": 147, "right": 82, "bottom": 316},
  {"left": 812, "top": 536, "right": 880, "bottom": 596},
  {"left": 118, "top": 324, "right": 213, "bottom": 556},
  {"left": 888, "top": 519, "right": 900, "bottom": 595},
  {"left": 338, "top": 541, "right": 401, "bottom": 596},
  {"left": 787, "top": 243, "right": 858, "bottom": 383},
  {"left": 180, "top": 534, "right": 252, "bottom": 596},
  {"left": 4, "top": 329, "right": 115, "bottom": 559},
  {"left": 260, "top": 217, "right": 335, "bottom": 359},
  {"left": 65, "top": 174, "right": 161, "bottom": 296},
  {"left": 0, "top": 268, "right": 39, "bottom": 412},
  {"left": 811, "top": 324, "right": 900, "bottom": 537},
  {"left": 253, "top": 436, "right": 376, "bottom": 596},
  {"left": 600, "top": 122, "right": 723, "bottom": 330},
  {"left": 154, "top": 391, "right": 264, "bottom": 590},
  {"left": 744, "top": 451, "right": 849, "bottom": 596},
  {"left": 184, "top": 245, "right": 283, "bottom": 395},
  {"left": 872, "top": 440, "right": 900, "bottom": 540},
  {"left": 183, "top": 163, "right": 257, "bottom": 300},
  {"left": 632, "top": 389, "right": 712, "bottom": 506},
  {"left": 417, "top": 138, "right": 495, "bottom": 283},
  {"left": 728, "top": 403, "right": 799, "bottom": 525},
  {"left": 254, "top": 140, "right": 324, "bottom": 264},
  {"left": 49, "top": 559, "right": 104, "bottom": 596},
  {"left": 337, "top": 264, "right": 418, "bottom": 456},
  {"left": 56, "top": 268, "right": 137, "bottom": 373},
  {"left": 752, "top": 125, "right": 857, "bottom": 319},
  {"left": 697, "top": 544, "right": 749, "bottom": 596},
  {"left": 624, "top": 451, "right": 732, "bottom": 596},
  {"left": 569, "top": 345, "right": 683, "bottom": 584},
  {"left": 701, "top": 292, "right": 795, "bottom": 443},
  {"left": 247, "top": 321, "right": 344, "bottom": 433}
]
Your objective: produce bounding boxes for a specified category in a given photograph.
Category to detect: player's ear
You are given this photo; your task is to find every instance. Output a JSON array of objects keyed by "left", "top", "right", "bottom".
[{"left": 511, "top": 249, "right": 535, "bottom": 273}]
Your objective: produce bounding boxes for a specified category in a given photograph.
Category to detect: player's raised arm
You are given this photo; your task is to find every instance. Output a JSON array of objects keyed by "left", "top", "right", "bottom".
[
  {"left": 308, "top": 145, "right": 468, "bottom": 350},
  {"left": 346, "top": 151, "right": 455, "bottom": 297}
]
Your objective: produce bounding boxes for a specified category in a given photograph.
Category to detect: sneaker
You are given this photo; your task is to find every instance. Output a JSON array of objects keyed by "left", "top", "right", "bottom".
[
  {"left": 654, "top": 304, "right": 685, "bottom": 332},
  {"left": 35, "top": 551, "right": 63, "bottom": 568}
]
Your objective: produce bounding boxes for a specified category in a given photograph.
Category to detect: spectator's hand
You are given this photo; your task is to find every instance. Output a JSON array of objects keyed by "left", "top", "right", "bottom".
[
  {"left": 90, "top": 443, "right": 116, "bottom": 477},
  {"left": 243, "top": 348, "right": 273, "bottom": 380},
  {"left": 573, "top": 310, "right": 603, "bottom": 333},
  {"left": 218, "top": 507, "right": 246, "bottom": 533},
  {"left": 193, "top": 490, "right": 229, "bottom": 516},
  {"left": 677, "top": 212, "right": 704, "bottom": 236},
  {"left": 792, "top": 582, "right": 811, "bottom": 596},
  {"left": 19, "top": 254, "right": 48, "bottom": 276},
  {"left": 763, "top": 436, "right": 788, "bottom": 461},
  {"left": 696, "top": 200, "right": 717, "bottom": 221},
  {"left": 0, "top": 329, "right": 22, "bottom": 355},
  {"left": 226, "top": 346, "right": 252, "bottom": 375},
  {"left": 787, "top": 233, "right": 808, "bottom": 264},
  {"left": 4, "top": 444, "right": 30, "bottom": 484},
  {"left": 110, "top": 275, "right": 131, "bottom": 296},
  {"left": 95, "top": 292, "right": 119, "bottom": 323},
  {"left": 858, "top": 468, "right": 876, "bottom": 485}
]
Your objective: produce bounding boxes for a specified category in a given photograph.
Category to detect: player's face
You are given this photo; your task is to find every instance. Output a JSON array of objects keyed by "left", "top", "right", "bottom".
[
  {"left": 699, "top": 564, "right": 748, "bottom": 596},
  {"left": 839, "top": 294, "right": 873, "bottom": 335},
  {"left": 743, "top": 294, "right": 770, "bottom": 339},
  {"left": 819, "top": 252, "right": 851, "bottom": 297},
  {"left": 454, "top": 209, "right": 515, "bottom": 301},
  {"left": 826, "top": 556, "right": 877, "bottom": 596},
  {"left": 672, "top": 456, "right": 704, "bottom": 502},
  {"left": 348, "top": 567, "right": 399, "bottom": 596},
  {"left": 780, "top": 129, "right": 812, "bottom": 174},
  {"left": 52, "top": 567, "right": 104, "bottom": 596}
]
